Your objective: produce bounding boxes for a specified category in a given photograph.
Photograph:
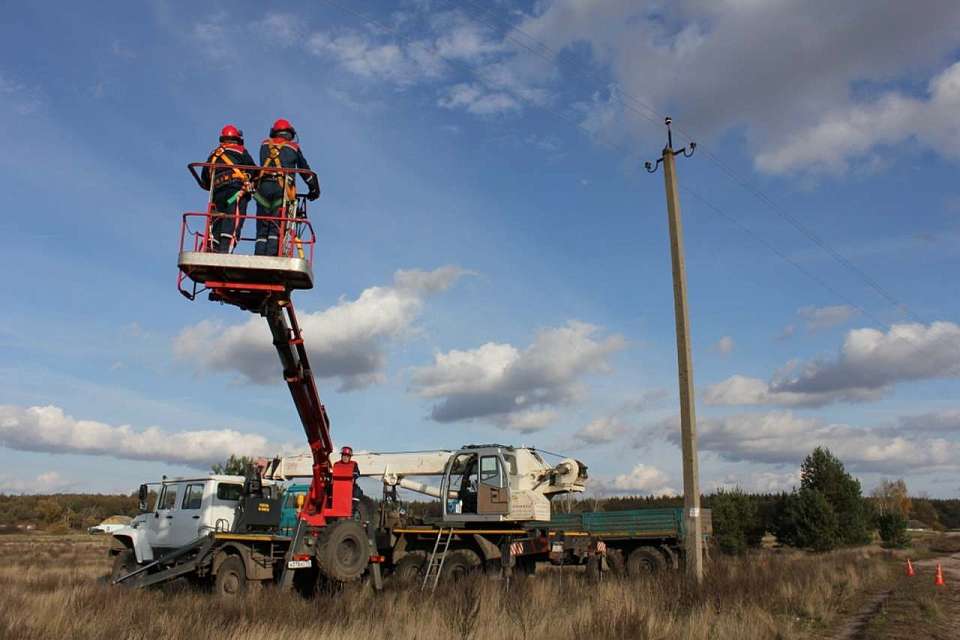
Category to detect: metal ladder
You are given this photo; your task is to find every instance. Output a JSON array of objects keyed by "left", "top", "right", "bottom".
[{"left": 421, "top": 528, "right": 453, "bottom": 592}]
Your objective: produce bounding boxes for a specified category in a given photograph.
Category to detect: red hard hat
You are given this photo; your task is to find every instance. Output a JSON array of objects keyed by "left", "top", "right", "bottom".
[
  {"left": 219, "top": 124, "right": 243, "bottom": 141},
  {"left": 340, "top": 446, "right": 353, "bottom": 456},
  {"left": 270, "top": 118, "right": 295, "bottom": 137}
]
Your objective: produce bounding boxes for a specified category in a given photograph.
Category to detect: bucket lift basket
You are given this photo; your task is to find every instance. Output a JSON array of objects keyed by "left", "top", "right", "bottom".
[{"left": 177, "top": 162, "right": 318, "bottom": 310}]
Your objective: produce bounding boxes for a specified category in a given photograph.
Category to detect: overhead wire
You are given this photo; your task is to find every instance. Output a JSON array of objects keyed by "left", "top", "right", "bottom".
[
  {"left": 454, "top": 0, "right": 923, "bottom": 326},
  {"left": 322, "top": 0, "right": 920, "bottom": 327}
]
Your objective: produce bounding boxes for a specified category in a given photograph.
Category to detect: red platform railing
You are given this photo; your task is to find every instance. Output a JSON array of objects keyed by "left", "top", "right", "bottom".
[{"left": 177, "top": 162, "right": 320, "bottom": 301}]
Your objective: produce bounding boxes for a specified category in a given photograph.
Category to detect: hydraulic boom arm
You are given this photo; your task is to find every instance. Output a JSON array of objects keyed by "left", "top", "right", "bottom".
[{"left": 264, "top": 299, "right": 341, "bottom": 525}]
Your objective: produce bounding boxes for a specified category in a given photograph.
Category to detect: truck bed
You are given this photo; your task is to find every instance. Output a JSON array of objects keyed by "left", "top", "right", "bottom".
[{"left": 543, "top": 507, "right": 712, "bottom": 541}]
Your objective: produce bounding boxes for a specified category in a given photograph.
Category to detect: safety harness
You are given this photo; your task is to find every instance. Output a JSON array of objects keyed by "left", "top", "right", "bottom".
[
  {"left": 208, "top": 145, "right": 250, "bottom": 189},
  {"left": 258, "top": 139, "right": 298, "bottom": 209}
]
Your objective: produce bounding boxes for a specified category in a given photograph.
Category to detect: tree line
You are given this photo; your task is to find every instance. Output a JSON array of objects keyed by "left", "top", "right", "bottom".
[{"left": 2, "top": 448, "right": 957, "bottom": 550}]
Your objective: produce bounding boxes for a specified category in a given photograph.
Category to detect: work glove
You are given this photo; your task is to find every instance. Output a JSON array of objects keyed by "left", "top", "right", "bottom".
[{"left": 307, "top": 186, "right": 321, "bottom": 201}]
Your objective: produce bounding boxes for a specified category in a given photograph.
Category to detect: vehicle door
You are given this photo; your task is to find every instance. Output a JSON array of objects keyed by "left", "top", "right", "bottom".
[
  {"left": 442, "top": 453, "right": 478, "bottom": 518},
  {"left": 200, "top": 480, "right": 243, "bottom": 533},
  {"left": 150, "top": 482, "right": 182, "bottom": 554},
  {"left": 168, "top": 482, "right": 205, "bottom": 545},
  {"left": 477, "top": 454, "right": 509, "bottom": 516}
]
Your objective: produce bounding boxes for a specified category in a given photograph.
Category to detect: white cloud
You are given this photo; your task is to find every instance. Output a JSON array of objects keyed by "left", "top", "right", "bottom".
[
  {"left": 705, "top": 321, "right": 960, "bottom": 407},
  {"left": 437, "top": 83, "right": 521, "bottom": 115},
  {"left": 0, "top": 405, "right": 287, "bottom": 468},
  {"left": 593, "top": 464, "right": 676, "bottom": 496},
  {"left": 574, "top": 415, "right": 629, "bottom": 444},
  {"left": 0, "top": 471, "right": 73, "bottom": 495},
  {"left": 410, "top": 321, "right": 626, "bottom": 430},
  {"left": 898, "top": 410, "right": 960, "bottom": 434},
  {"left": 306, "top": 31, "right": 445, "bottom": 85},
  {"left": 711, "top": 470, "right": 800, "bottom": 494},
  {"left": 755, "top": 61, "right": 960, "bottom": 174},
  {"left": 512, "top": 2, "right": 960, "bottom": 173},
  {"left": 713, "top": 336, "right": 734, "bottom": 355},
  {"left": 174, "top": 266, "right": 466, "bottom": 391},
  {"left": 258, "top": 12, "right": 305, "bottom": 43},
  {"left": 798, "top": 305, "right": 860, "bottom": 331},
  {"left": 654, "top": 411, "right": 960, "bottom": 474}
]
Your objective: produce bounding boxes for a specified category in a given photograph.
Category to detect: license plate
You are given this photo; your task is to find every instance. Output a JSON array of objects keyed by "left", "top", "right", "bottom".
[
  {"left": 287, "top": 560, "right": 311, "bottom": 569},
  {"left": 551, "top": 544, "right": 563, "bottom": 553}
]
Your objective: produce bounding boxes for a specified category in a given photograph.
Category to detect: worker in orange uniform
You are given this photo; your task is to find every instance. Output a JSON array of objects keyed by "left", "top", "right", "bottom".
[
  {"left": 339, "top": 446, "right": 363, "bottom": 507},
  {"left": 200, "top": 125, "right": 257, "bottom": 253},
  {"left": 254, "top": 119, "right": 320, "bottom": 256}
]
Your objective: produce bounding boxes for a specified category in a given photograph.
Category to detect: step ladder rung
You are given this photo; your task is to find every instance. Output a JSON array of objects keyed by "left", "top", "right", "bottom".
[{"left": 421, "top": 528, "right": 454, "bottom": 592}]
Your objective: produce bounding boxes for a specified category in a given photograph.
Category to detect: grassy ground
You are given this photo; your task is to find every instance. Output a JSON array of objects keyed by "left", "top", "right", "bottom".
[{"left": 0, "top": 534, "right": 899, "bottom": 640}]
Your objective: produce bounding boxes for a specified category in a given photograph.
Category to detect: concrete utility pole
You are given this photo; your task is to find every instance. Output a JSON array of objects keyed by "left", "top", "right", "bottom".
[{"left": 645, "top": 117, "right": 703, "bottom": 585}]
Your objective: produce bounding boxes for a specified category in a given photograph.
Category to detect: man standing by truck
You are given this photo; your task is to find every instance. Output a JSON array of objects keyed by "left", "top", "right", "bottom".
[{"left": 254, "top": 119, "right": 320, "bottom": 256}]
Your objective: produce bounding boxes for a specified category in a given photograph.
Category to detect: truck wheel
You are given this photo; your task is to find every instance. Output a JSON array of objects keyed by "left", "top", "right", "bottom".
[
  {"left": 215, "top": 556, "right": 247, "bottom": 597},
  {"left": 440, "top": 549, "right": 482, "bottom": 581},
  {"left": 316, "top": 519, "right": 369, "bottom": 582},
  {"left": 605, "top": 548, "right": 626, "bottom": 576},
  {"left": 627, "top": 546, "right": 666, "bottom": 576},
  {"left": 111, "top": 549, "right": 138, "bottom": 582},
  {"left": 393, "top": 551, "right": 427, "bottom": 584}
]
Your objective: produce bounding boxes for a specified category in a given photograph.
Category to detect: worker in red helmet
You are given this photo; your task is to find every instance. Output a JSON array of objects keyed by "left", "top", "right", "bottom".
[
  {"left": 199, "top": 125, "right": 257, "bottom": 253},
  {"left": 254, "top": 118, "right": 320, "bottom": 256}
]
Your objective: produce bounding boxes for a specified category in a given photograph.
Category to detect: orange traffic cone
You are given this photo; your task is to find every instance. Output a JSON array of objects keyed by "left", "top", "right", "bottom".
[
  {"left": 906, "top": 558, "right": 915, "bottom": 577},
  {"left": 934, "top": 563, "right": 945, "bottom": 587}
]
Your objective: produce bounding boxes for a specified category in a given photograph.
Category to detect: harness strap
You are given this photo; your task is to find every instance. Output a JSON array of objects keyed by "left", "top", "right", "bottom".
[{"left": 209, "top": 147, "right": 249, "bottom": 187}]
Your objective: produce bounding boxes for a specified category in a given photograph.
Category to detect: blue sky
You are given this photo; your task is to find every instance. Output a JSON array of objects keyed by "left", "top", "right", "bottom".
[{"left": 1, "top": 1, "right": 959, "bottom": 497}]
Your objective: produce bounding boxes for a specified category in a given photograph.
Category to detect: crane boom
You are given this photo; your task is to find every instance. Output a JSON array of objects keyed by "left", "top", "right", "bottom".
[{"left": 263, "top": 299, "right": 341, "bottom": 525}]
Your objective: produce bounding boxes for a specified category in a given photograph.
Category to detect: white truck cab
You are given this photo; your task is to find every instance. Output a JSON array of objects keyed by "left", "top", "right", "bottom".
[{"left": 112, "top": 475, "right": 261, "bottom": 563}]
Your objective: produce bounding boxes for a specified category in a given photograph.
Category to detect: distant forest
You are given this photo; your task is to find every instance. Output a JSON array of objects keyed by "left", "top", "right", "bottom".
[{"left": 2, "top": 491, "right": 958, "bottom": 533}]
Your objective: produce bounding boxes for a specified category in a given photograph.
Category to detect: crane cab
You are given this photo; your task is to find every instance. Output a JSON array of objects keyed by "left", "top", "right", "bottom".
[{"left": 177, "top": 162, "right": 318, "bottom": 311}]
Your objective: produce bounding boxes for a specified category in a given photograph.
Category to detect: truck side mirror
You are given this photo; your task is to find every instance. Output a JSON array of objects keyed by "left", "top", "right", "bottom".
[{"left": 138, "top": 484, "right": 149, "bottom": 512}]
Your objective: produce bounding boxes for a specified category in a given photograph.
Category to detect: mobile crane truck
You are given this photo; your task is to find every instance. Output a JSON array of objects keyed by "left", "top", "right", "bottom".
[{"left": 109, "top": 160, "right": 709, "bottom": 595}]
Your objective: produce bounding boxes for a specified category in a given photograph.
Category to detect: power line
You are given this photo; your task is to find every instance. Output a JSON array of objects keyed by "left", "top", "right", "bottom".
[
  {"left": 455, "top": 0, "right": 923, "bottom": 325},
  {"left": 321, "top": 0, "right": 916, "bottom": 326}
]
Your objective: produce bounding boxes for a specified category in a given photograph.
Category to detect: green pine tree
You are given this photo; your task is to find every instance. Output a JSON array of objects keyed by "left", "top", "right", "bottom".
[{"left": 800, "top": 447, "right": 871, "bottom": 546}]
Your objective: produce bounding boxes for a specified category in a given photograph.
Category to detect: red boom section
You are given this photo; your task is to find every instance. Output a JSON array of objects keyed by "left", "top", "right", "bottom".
[{"left": 264, "top": 301, "right": 350, "bottom": 525}]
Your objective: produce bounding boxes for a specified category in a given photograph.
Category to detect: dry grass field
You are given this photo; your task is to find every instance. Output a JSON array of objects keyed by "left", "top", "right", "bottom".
[{"left": 0, "top": 533, "right": 912, "bottom": 640}]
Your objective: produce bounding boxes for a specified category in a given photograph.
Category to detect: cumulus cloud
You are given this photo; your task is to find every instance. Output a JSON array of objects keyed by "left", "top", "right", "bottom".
[
  {"left": 573, "top": 389, "right": 668, "bottom": 445},
  {"left": 513, "top": 2, "right": 960, "bottom": 173},
  {"left": 593, "top": 464, "right": 676, "bottom": 496},
  {"left": 705, "top": 322, "right": 960, "bottom": 407},
  {"left": 653, "top": 411, "right": 960, "bottom": 474},
  {"left": 0, "top": 405, "right": 288, "bottom": 468},
  {"left": 174, "top": 266, "right": 466, "bottom": 391},
  {"left": 410, "top": 321, "right": 626, "bottom": 431},
  {"left": 755, "top": 61, "right": 960, "bottom": 174}
]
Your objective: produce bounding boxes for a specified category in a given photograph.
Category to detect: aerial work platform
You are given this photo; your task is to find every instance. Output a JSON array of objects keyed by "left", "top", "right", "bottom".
[{"left": 177, "top": 162, "right": 318, "bottom": 311}]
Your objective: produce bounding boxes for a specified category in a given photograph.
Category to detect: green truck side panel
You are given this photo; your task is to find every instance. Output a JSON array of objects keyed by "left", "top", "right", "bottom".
[{"left": 546, "top": 507, "right": 712, "bottom": 539}]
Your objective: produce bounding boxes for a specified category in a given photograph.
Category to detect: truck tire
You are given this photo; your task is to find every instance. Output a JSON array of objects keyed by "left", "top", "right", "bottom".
[
  {"left": 605, "top": 548, "right": 626, "bottom": 576},
  {"left": 440, "top": 549, "right": 482, "bottom": 581},
  {"left": 215, "top": 556, "right": 247, "bottom": 597},
  {"left": 393, "top": 551, "right": 427, "bottom": 584},
  {"left": 315, "top": 519, "right": 369, "bottom": 582},
  {"left": 627, "top": 546, "right": 666, "bottom": 576},
  {"left": 111, "top": 549, "right": 138, "bottom": 582}
]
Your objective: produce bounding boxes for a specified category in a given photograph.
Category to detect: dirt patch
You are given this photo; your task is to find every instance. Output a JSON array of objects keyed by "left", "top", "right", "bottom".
[{"left": 834, "top": 553, "right": 960, "bottom": 640}]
